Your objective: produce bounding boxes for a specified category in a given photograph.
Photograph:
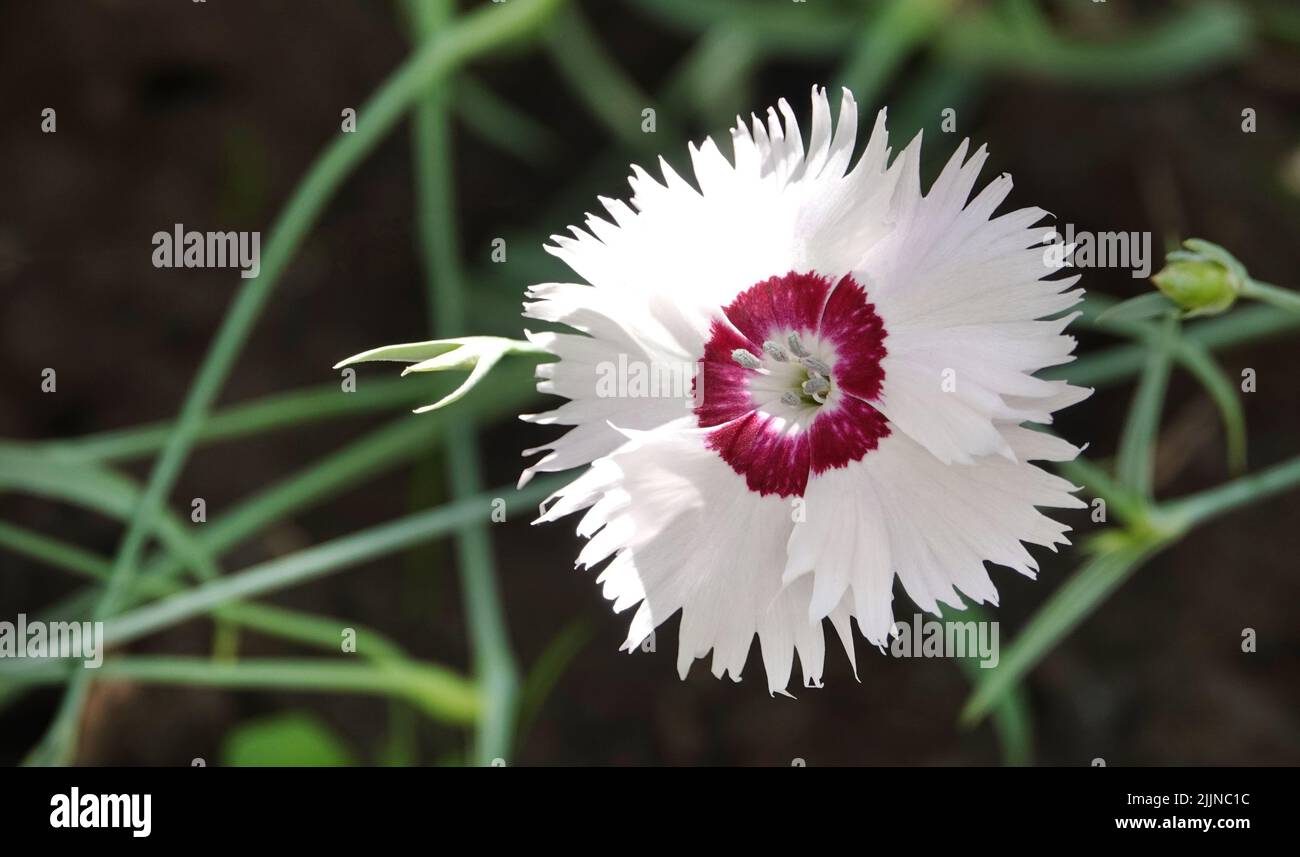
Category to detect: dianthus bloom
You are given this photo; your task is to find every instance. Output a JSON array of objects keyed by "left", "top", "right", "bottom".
[{"left": 522, "top": 87, "right": 1089, "bottom": 694}]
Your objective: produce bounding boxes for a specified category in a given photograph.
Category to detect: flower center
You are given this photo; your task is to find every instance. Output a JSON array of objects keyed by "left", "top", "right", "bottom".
[
  {"left": 732, "top": 330, "right": 836, "bottom": 409},
  {"left": 695, "top": 271, "right": 889, "bottom": 498}
]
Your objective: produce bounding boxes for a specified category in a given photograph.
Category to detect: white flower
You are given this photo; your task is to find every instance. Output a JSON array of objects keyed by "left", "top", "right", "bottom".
[{"left": 522, "top": 86, "right": 1090, "bottom": 694}]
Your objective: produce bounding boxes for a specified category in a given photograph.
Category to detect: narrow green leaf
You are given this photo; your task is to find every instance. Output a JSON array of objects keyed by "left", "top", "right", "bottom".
[
  {"left": 0, "top": 522, "right": 112, "bottom": 582},
  {"left": 0, "top": 444, "right": 219, "bottom": 580},
  {"left": 517, "top": 617, "right": 594, "bottom": 744},
  {"left": 1170, "top": 337, "right": 1247, "bottom": 473},
  {"left": 11, "top": 657, "right": 480, "bottom": 725},
  {"left": 1241, "top": 279, "right": 1300, "bottom": 315},
  {"left": 1093, "top": 292, "right": 1175, "bottom": 325},
  {"left": 98, "top": 475, "right": 566, "bottom": 651},
  {"left": 333, "top": 339, "right": 464, "bottom": 367},
  {"left": 961, "top": 537, "right": 1166, "bottom": 726},
  {"left": 1115, "top": 314, "right": 1177, "bottom": 496}
]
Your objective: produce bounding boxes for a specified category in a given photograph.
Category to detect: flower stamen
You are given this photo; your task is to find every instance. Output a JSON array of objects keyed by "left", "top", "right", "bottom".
[
  {"left": 762, "top": 340, "right": 789, "bottom": 362},
  {"left": 802, "top": 374, "right": 830, "bottom": 397},
  {"left": 731, "top": 348, "right": 763, "bottom": 370},
  {"left": 799, "top": 355, "right": 831, "bottom": 375},
  {"left": 787, "top": 332, "right": 811, "bottom": 359}
]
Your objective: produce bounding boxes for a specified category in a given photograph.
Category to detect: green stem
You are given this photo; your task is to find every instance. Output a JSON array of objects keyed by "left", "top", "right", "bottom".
[
  {"left": 1166, "top": 453, "right": 1300, "bottom": 529},
  {"left": 961, "top": 536, "right": 1168, "bottom": 726},
  {"left": 454, "top": 75, "right": 560, "bottom": 165},
  {"left": 1242, "top": 279, "right": 1300, "bottom": 314},
  {"left": 836, "top": 0, "right": 954, "bottom": 108},
  {"left": 1056, "top": 302, "right": 1300, "bottom": 389},
  {"left": 8, "top": 658, "right": 478, "bottom": 725},
  {"left": 39, "top": 377, "right": 442, "bottom": 464},
  {"left": 136, "top": 370, "right": 533, "bottom": 592},
  {"left": 938, "top": 1, "right": 1250, "bottom": 86},
  {"left": 1051, "top": 453, "right": 1148, "bottom": 530},
  {"left": 1115, "top": 314, "right": 1177, "bottom": 497},
  {"left": 32, "top": 363, "right": 536, "bottom": 638},
  {"left": 409, "top": 0, "right": 520, "bottom": 767},
  {"left": 964, "top": 453, "right": 1300, "bottom": 726},
  {"left": 0, "top": 522, "right": 113, "bottom": 580},
  {"left": 952, "top": 604, "right": 1034, "bottom": 765},
  {"left": 27, "top": 0, "right": 565, "bottom": 766},
  {"left": 1079, "top": 305, "right": 1247, "bottom": 475},
  {"left": 0, "top": 520, "right": 412, "bottom": 665},
  {"left": 99, "top": 476, "right": 563, "bottom": 653},
  {"left": 544, "top": 5, "right": 672, "bottom": 149}
]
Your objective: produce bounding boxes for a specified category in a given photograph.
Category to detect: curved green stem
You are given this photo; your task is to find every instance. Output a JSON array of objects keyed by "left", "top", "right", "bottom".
[
  {"left": 1166, "top": 453, "right": 1300, "bottom": 529},
  {"left": 1115, "top": 314, "right": 1177, "bottom": 496},
  {"left": 97, "top": 476, "right": 564, "bottom": 662},
  {"left": 408, "top": 0, "right": 522, "bottom": 767},
  {"left": 1242, "top": 279, "right": 1300, "bottom": 314},
  {"left": 26, "top": 0, "right": 565, "bottom": 767},
  {"left": 8, "top": 658, "right": 479, "bottom": 725},
  {"left": 961, "top": 535, "right": 1168, "bottom": 726},
  {"left": 938, "top": 1, "right": 1250, "bottom": 86}
]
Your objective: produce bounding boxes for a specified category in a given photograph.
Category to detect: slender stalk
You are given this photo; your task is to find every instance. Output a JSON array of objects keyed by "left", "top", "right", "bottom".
[
  {"left": 0, "top": 522, "right": 112, "bottom": 581},
  {"left": 454, "top": 75, "right": 560, "bottom": 165},
  {"left": 961, "top": 536, "right": 1168, "bottom": 725},
  {"left": 136, "top": 370, "right": 534, "bottom": 591},
  {"left": 1046, "top": 302, "right": 1300, "bottom": 389},
  {"left": 837, "top": 0, "right": 953, "bottom": 108},
  {"left": 99, "top": 476, "right": 564, "bottom": 652},
  {"left": 1166, "top": 453, "right": 1300, "bottom": 529},
  {"left": 26, "top": 0, "right": 565, "bottom": 766},
  {"left": 39, "top": 378, "right": 438, "bottom": 464},
  {"left": 543, "top": 5, "right": 674, "bottom": 148},
  {"left": 1242, "top": 279, "right": 1300, "bottom": 314},
  {"left": 409, "top": 0, "right": 520, "bottom": 767},
  {"left": 1082, "top": 311, "right": 1247, "bottom": 475},
  {"left": 952, "top": 604, "right": 1034, "bottom": 766},
  {"left": 1051, "top": 454, "right": 1148, "bottom": 530},
  {"left": 1115, "top": 314, "right": 1177, "bottom": 496},
  {"left": 0, "top": 527, "right": 413, "bottom": 664},
  {"left": 8, "top": 658, "right": 478, "bottom": 725},
  {"left": 937, "top": 1, "right": 1249, "bottom": 86}
]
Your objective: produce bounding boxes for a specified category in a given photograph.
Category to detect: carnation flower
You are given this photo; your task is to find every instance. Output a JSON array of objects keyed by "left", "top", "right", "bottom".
[{"left": 522, "top": 86, "right": 1089, "bottom": 694}]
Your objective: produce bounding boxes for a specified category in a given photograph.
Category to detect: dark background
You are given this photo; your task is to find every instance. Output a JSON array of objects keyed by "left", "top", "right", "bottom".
[{"left": 1, "top": 0, "right": 1298, "bottom": 765}]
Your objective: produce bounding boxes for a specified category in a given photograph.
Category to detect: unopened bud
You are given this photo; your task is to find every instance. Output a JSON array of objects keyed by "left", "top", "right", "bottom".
[{"left": 1151, "top": 257, "right": 1242, "bottom": 318}]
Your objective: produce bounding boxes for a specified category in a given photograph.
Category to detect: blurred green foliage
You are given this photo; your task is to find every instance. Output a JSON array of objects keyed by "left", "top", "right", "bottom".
[{"left": 3, "top": 0, "right": 1300, "bottom": 767}]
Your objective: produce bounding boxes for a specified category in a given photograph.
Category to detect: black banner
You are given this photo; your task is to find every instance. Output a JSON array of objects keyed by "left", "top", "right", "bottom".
[{"left": 2, "top": 766, "right": 1283, "bottom": 842}]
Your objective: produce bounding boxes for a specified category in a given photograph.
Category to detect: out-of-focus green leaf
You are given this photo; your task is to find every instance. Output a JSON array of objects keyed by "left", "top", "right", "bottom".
[
  {"left": 222, "top": 712, "right": 357, "bottom": 767},
  {"left": 961, "top": 535, "right": 1168, "bottom": 726},
  {"left": 939, "top": 1, "right": 1251, "bottom": 87},
  {"left": 454, "top": 75, "right": 559, "bottom": 165},
  {"left": 1094, "top": 292, "right": 1175, "bottom": 325},
  {"left": 1115, "top": 315, "right": 1178, "bottom": 496},
  {"left": 517, "top": 617, "right": 594, "bottom": 743},
  {"left": 625, "top": 0, "right": 854, "bottom": 57}
]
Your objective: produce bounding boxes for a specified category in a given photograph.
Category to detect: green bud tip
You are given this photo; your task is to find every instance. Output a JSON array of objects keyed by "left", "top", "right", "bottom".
[{"left": 1151, "top": 255, "right": 1243, "bottom": 318}]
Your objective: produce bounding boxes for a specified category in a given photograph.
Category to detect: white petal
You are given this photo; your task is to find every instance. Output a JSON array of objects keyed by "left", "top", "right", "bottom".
[{"left": 545, "top": 420, "right": 850, "bottom": 693}]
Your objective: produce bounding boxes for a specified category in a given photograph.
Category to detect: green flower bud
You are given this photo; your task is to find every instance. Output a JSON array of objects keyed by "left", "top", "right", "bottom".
[{"left": 1151, "top": 255, "right": 1243, "bottom": 318}]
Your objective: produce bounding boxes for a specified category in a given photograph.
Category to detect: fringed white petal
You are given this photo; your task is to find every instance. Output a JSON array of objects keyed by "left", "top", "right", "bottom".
[
  {"left": 541, "top": 420, "right": 850, "bottom": 694},
  {"left": 787, "top": 426, "right": 1086, "bottom": 644},
  {"left": 523, "top": 85, "right": 1093, "bottom": 693}
]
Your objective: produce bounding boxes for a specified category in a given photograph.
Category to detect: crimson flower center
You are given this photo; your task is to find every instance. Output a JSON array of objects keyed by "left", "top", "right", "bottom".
[{"left": 694, "top": 270, "right": 889, "bottom": 498}]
